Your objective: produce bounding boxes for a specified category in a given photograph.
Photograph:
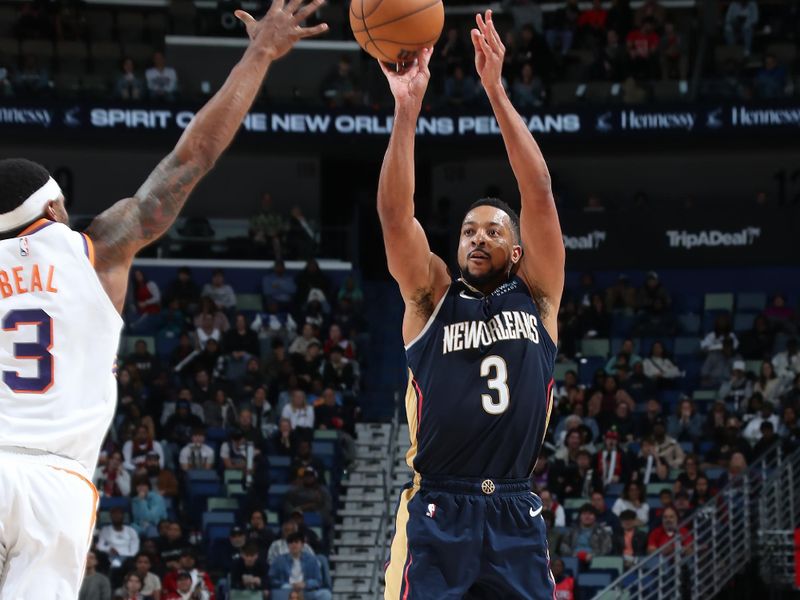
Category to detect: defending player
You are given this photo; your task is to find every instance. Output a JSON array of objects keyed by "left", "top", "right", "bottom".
[
  {"left": 379, "top": 11, "right": 565, "bottom": 599},
  {"left": 0, "top": 3, "right": 326, "bottom": 597}
]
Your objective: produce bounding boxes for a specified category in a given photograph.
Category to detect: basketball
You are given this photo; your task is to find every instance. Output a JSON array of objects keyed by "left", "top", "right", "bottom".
[{"left": 349, "top": 0, "right": 444, "bottom": 62}]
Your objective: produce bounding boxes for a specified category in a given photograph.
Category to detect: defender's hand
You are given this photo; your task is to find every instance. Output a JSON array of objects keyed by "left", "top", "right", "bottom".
[
  {"left": 235, "top": 0, "right": 329, "bottom": 61},
  {"left": 471, "top": 10, "right": 504, "bottom": 91},
  {"left": 378, "top": 48, "right": 433, "bottom": 110}
]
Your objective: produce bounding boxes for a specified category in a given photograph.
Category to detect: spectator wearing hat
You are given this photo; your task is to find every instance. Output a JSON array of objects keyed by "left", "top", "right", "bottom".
[
  {"left": 270, "top": 532, "right": 331, "bottom": 600},
  {"left": 559, "top": 504, "right": 613, "bottom": 563},
  {"left": 615, "top": 509, "right": 648, "bottom": 564},
  {"left": 647, "top": 507, "right": 690, "bottom": 555},
  {"left": 283, "top": 466, "right": 333, "bottom": 525},
  {"left": 211, "top": 525, "right": 248, "bottom": 572},
  {"left": 667, "top": 398, "right": 704, "bottom": 446},
  {"left": 718, "top": 360, "right": 753, "bottom": 412},
  {"left": 231, "top": 543, "right": 270, "bottom": 597},
  {"left": 652, "top": 417, "right": 685, "bottom": 469},
  {"left": 595, "top": 429, "right": 627, "bottom": 488},
  {"left": 612, "top": 481, "right": 649, "bottom": 526},
  {"left": 162, "top": 549, "right": 214, "bottom": 600}
]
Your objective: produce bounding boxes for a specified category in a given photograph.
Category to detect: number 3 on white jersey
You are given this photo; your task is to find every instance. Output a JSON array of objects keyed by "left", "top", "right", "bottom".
[{"left": 480, "top": 355, "right": 509, "bottom": 414}]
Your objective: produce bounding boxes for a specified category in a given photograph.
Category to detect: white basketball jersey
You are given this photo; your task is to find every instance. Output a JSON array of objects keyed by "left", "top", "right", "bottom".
[{"left": 0, "top": 219, "right": 122, "bottom": 477}]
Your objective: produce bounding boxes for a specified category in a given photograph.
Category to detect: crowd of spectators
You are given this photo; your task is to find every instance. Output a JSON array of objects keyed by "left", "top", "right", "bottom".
[
  {"left": 0, "top": 0, "right": 796, "bottom": 106},
  {"left": 81, "top": 260, "right": 366, "bottom": 599},
  {"left": 537, "top": 273, "right": 800, "bottom": 596}
]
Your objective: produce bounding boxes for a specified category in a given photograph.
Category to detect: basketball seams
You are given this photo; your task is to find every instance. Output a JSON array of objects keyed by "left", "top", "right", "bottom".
[
  {"left": 350, "top": 0, "right": 387, "bottom": 20},
  {"left": 358, "top": 0, "right": 393, "bottom": 61},
  {"left": 350, "top": 0, "right": 442, "bottom": 34}
]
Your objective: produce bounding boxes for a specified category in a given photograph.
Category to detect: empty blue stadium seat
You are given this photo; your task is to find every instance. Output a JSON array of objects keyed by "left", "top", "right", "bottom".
[
  {"left": 673, "top": 337, "right": 700, "bottom": 356},
  {"left": 733, "top": 312, "right": 758, "bottom": 332},
  {"left": 677, "top": 313, "right": 701, "bottom": 334},
  {"left": 303, "top": 511, "right": 323, "bottom": 527},
  {"left": 202, "top": 511, "right": 235, "bottom": 532},
  {"left": 187, "top": 469, "right": 219, "bottom": 482},
  {"left": 188, "top": 481, "right": 222, "bottom": 498},
  {"left": 561, "top": 556, "right": 579, "bottom": 577},
  {"left": 267, "top": 455, "right": 291, "bottom": 467},
  {"left": 266, "top": 484, "right": 290, "bottom": 512},
  {"left": 736, "top": 292, "right": 766, "bottom": 311},
  {"left": 99, "top": 496, "right": 130, "bottom": 512}
]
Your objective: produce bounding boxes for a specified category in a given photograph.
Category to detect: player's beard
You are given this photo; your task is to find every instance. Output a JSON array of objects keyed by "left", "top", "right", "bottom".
[{"left": 460, "top": 261, "right": 509, "bottom": 291}]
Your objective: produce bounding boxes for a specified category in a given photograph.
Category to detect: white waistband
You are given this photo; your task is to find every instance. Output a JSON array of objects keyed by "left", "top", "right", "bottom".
[{"left": 0, "top": 446, "right": 91, "bottom": 481}]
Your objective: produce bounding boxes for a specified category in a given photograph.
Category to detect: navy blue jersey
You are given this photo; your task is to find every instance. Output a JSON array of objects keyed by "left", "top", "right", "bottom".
[{"left": 403, "top": 276, "right": 556, "bottom": 479}]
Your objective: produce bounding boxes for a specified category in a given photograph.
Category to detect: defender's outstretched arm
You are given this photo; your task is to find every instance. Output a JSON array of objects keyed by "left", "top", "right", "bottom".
[{"left": 86, "top": 0, "right": 328, "bottom": 311}]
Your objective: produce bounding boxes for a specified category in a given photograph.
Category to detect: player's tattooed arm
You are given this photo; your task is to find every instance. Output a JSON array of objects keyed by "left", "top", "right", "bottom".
[
  {"left": 471, "top": 9, "right": 564, "bottom": 338},
  {"left": 84, "top": 0, "right": 328, "bottom": 312}
]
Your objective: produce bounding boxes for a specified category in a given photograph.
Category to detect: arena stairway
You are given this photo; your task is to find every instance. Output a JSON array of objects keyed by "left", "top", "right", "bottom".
[{"left": 330, "top": 422, "right": 398, "bottom": 600}]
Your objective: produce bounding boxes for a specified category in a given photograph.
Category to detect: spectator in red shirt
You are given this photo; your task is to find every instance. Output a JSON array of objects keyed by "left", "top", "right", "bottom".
[
  {"left": 647, "top": 506, "right": 691, "bottom": 554},
  {"left": 551, "top": 557, "right": 575, "bottom": 600},
  {"left": 162, "top": 548, "right": 215, "bottom": 599},
  {"left": 626, "top": 18, "right": 659, "bottom": 78},
  {"left": 578, "top": 0, "right": 608, "bottom": 43}
]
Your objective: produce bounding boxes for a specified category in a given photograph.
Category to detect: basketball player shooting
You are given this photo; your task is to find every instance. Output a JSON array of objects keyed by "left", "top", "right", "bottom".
[
  {"left": 378, "top": 11, "right": 565, "bottom": 599},
  {"left": 0, "top": 3, "right": 326, "bottom": 597}
]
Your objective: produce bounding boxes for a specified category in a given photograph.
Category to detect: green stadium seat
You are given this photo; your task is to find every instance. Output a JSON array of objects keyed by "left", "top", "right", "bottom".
[
  {"left": 692, "top": 390, "right": 717, "bottom": 402},
  {"left": 230, "top": 591, "right": 263, "bottom": 600},
  {"left": 581, "top": 339, "right": 610, "bottom": 357},
  {"left": 564, "top": 497, "right": 590, "bottom": 510},
  {"left": 224, "top": 469, "right": 244, "bottom": 485},
  {"left": 704, "top": 293, "right": 734, "bottom": 312},
  {"left": 745, "top": 360, "right": 762, "bottom": 375},
  {"left": 646, "top": 482, "right": 673, "bottom": 496},
  {"left": 590, "top": 555, "right": 624, "bottom": 575},
  {"left": 553, "top": 361, "right": 578, "bottom": 381},
  {"left": 736, "top": 292, "right": 767, "bottom": 311},
  {"left": 237, "top": 293, "right": 263, "bottom": 311},
  {"left": 208, "top": 497, "right": 239, "bottom": 512}
]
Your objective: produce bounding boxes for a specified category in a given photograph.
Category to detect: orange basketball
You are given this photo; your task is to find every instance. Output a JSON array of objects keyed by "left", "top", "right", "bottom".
[{"left": 350, "top": 0, "right": 444, "bottom": 63}]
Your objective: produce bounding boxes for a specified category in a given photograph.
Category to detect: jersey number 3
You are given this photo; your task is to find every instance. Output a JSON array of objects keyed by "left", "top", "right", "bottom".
[
  {"left": 480, "top": 355, "right": 509, "bottom": 415},
  {"left": 3, "top": 308, "right": 54, "bottom": 394}
]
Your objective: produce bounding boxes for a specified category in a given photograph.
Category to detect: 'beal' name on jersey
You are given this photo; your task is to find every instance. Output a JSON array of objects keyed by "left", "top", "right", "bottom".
[{"left": 0, "top": 262, "right": 58, "bottom": 298}]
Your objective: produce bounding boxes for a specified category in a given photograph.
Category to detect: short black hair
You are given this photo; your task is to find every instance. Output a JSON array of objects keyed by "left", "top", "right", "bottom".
[
  {"left": 286, "top": 531, "right": 304, "bottom": 544},
  {"left": 0, "top": 158, "right": 51, "bottom": 216},
  {"left": 466, "top": 197, "right": 521, "bottom": 243}
]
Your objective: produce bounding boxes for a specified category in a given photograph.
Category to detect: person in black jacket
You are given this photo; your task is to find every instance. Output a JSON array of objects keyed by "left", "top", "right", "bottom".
[
  {"left": 230, "top": 543, "right": 270, "bottom": 596},
  {"left": 616, "top": 509, "right": 648, "bottom": 565}
]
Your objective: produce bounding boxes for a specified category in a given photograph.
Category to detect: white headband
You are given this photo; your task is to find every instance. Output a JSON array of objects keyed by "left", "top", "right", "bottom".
[{"left": 0, "top": 177, "right": 62, "bottom": 232}]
